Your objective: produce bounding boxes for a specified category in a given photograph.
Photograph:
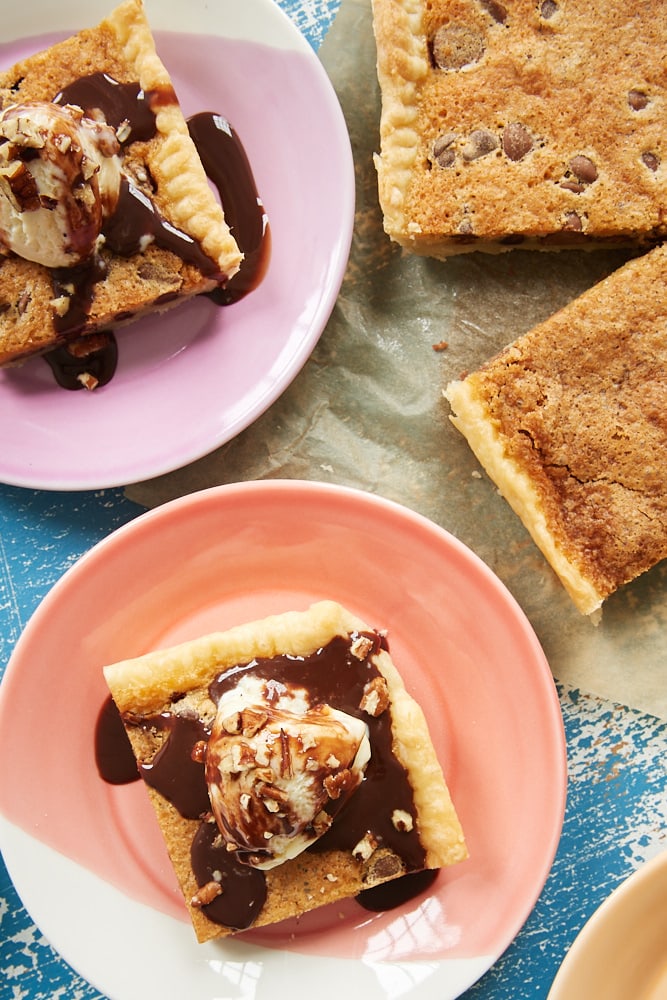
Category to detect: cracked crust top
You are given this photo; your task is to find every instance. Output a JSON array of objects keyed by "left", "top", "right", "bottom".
[
  {"left": 0, "top": 0, "right": 242, "bottom": 364},
  {"left": 446, "top": 244, "right": 667, "bottom": 615},
  {"left": 372, "top": 0, "right": 667, "bottom": 257},
  {"left": 104, "top": 600, "right": 468, "bottom": 940}
]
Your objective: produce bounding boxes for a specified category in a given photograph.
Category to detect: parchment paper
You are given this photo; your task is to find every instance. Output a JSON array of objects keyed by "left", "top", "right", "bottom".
[{"left": 127, "top": 0, "right": 667, "bottom": 720}]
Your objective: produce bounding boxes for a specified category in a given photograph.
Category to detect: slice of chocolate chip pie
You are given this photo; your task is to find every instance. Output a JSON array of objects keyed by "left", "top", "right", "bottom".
[
  {"left": 446, "top": 244, "right": 667, "bottom": 617},
  {"left": 103, "top": 600, "right": 468, "bottom": 942},
  {"left": 372, "top": 0, "right": 667, "bottom": 256},
  {"left": 0, "top": 0, "right": 242, "bottom": 376}
]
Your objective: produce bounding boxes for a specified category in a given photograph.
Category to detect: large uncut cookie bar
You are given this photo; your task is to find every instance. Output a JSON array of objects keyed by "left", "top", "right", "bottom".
[
  {"left": 103, "top": 600, "right": 468, "bottom": 942},
  {"left": 372, "top": 0, "right": 667, "bottom": 257},
  {"left": 445, "top": 244, "right": 667, "bottom": 617},
  {"left": 0, "top": 0, "right": 242, "bottom": 370}
]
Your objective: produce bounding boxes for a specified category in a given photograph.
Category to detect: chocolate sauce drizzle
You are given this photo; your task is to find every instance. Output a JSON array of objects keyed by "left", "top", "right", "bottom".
[
  {"left": 208, "top": 637, "right": 425, "bottom": 872},
  {"left": 44, "top": 335, "right": 118, "bottom": 391},
  {"left": 97, "top": 633, "right": 432, "bottom": 931},
  {"left": 188, "top": 112, "right": 270, "bottom": 305},
  {"left": 43, "top": 72, "right": 269, "bottom": 389},
  {"left": 104, "top": 176, "right": 218, "bottom": 273},
  {"left": 55, "top": 73, "right": 162, "bottom": 140},
  {"left": 140, "top": 713, "right": 209, "bottom": 819},
  {"left": 51, "top": 255, "right": 109, "bottom": 338},
  {"left": 191, "top": 819, "right": 267, "bottom": 929},
  {"left": 95, "top": 693, "right": 138, "bottom": 785},
  {"left": 356, "top": 868, "right": 439, "bottom": 912}
]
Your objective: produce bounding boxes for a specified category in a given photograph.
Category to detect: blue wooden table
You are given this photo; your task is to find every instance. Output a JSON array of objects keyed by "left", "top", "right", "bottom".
[{"left": 1, "top": 3, "right": 665, "bottom": 999}]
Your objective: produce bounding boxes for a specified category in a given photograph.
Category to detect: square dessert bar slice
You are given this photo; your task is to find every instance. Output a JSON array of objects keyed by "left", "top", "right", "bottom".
[
  {"left": 372, "top": 0, "right": 667, "bottom": 256},
  {"left": 103, "top": 600, "right": 467, "bottom": 942},
  {"left": 446, "top": 244, "right": 667, "bottom": 616},
  {"left": 0, "top": 0, "right": 242, "bottom": 365}
]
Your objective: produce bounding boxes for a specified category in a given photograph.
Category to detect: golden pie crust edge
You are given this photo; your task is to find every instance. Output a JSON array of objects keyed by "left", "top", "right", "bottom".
[
  {"left": 371, "top": 0, "right": 429, "bottom": 249},
  {"left": 445, "top": 377, "right": 605, "bottom": 616},
  {"left": 102, "top": 0, "right": 242, "bottom": 278}
]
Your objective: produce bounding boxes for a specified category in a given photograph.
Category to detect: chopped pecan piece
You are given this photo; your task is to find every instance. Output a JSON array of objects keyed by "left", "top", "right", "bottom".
[
  {"left": 352, "top": 831, "right": 379, "bottom": 862},
  {"left": 240, "top": 708, "right": 268, "bottom": 739},
  {"left": 350, "top": 634, "right": 374, "bottom": 660},
  {"left": 219, "top": 710, "right": 242, "bottom": 735},
  {"left": 313, "top": 810, "right": 333, "bottom": 837},
  {"left": 359, "top": 676, "right": 390, "bottom": 717},
  {"left": 0, "top": 160, "right": 40, "bottom": 211},
  {"left": 391, "top": 808, "right": 414, "bottom": 832},
  {"left": 191, "top": 880, "right": 223, "bottom": 908},
  {"left": 323, "top": 767, "right": 356, "bottom": 800}
]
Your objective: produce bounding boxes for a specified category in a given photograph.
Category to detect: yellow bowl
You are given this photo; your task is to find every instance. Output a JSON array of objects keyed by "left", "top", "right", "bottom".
[{"left": 548, "top": 851, "right": 667, "bottom": 1000}]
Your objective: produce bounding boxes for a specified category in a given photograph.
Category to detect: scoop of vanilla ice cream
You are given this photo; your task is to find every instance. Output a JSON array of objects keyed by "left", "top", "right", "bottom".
[
  {"left": 206, "top": 674, "right": 371, "bottom": 870},
  {"left": 0, "top": 101, "right": 121, "bottom": 267}
]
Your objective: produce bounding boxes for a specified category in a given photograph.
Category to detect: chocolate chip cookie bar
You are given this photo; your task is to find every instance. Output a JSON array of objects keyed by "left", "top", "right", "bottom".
[
  {"left": 445, "top": 244, "right": 667, "bottom": 616},
  {"left": 0, "top": 0, "right": 242, "bottom": 372},
  {"left": 103, "top": 600, "right": 468, "bottom": 941},
  {"left": 372, "top": 0, "right": 667, "bottom": 256}
]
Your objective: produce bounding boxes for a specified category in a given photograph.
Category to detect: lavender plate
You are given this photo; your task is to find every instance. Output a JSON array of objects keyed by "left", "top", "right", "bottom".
[{"left": 0, "top": 0, "right": 354, "bottom": 490}]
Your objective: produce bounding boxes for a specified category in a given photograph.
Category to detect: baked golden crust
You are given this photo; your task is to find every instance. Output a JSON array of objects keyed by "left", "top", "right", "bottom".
[
  {"left": 445, "top": 244, "right": 667, "bottom": 615},
  {"left": 103, "top": 0, "right": 240, "bottom": 275},
  {"left": 372, "top": 0, "right": 667, "bottom": 257},
  {"left": 372, "top": 0, "right": 430, "bottom": 245},
  {"left": 104, "top": 600, "right": 468, "bottom": 941},
  {"left": 0, "top": 0, "right": 242, "bottom": 365}
]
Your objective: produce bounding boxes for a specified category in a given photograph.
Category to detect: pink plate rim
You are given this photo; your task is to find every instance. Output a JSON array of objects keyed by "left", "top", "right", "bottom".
[{"left": 0, "top": 480, "right": 567, "bottom": 999}]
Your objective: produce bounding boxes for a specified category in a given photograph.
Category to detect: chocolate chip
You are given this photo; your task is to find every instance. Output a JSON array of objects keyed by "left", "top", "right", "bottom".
[
  {"left": 563, "top": 211, "right": 583, "bottom": 231},
  {"left": 431, "top": 133, "right": 458, "bottom": 168},
  {"left": 560, "top": 180, "right": 585, "bottom": 193},
  {"left": 539, "top": 0, "right": 558, "bottom": 17},
  {"left": 462, "top": 128, "right": 499, "bottom": 160},
  {"left": 628, "top": 89, "right": 649, "bottom": 111},
  {"left": 364, "top": 852, "right": 404, "bottom": 883},
  {"left": 431, "top": 24, "right": 486, "bottom": 70},
  {"left": 478, "top": 0, "right": 508, "bottom": 24},
  {"left": 138, "top": 261, "right": 177, "bottom": 282},
  {"left": 502, "top": 123, "right": 533, "bottom": 161},
  {"left": 559, "top": 155, "right": 597, "bottom": 192},
  {"left": 569, "top": 155, "right": 598, "bottom": 183},
  {"left": 642, "top": 151, "right": 660, "bottom": 172}
]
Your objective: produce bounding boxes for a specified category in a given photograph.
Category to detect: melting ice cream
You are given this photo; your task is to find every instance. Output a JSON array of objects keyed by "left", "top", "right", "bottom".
[
  {"left": 206, "top": 674, "right": 371, "bottom": 870},
  {"left": 0, "top": 100, "right": 121, "bottom": 267}
]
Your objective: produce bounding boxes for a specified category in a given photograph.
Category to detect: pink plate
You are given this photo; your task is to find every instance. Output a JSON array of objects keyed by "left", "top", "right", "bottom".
[
  {"left": 0, "top": 480, "right": 566, "bottom": 1000},
  {"left": 0, "top": 0, "right": 354, "bottom": 490}
]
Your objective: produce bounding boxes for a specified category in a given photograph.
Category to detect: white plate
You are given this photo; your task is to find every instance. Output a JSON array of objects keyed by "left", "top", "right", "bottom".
[
  {"left": 0, "top": 481, "right": 566, "bottom": 1000},
  {"left": 0, "top": 0, "right": 354, "bottom": 489},
  {"left": 548, "top": 850, "right": 667, "bottom": 1000}
]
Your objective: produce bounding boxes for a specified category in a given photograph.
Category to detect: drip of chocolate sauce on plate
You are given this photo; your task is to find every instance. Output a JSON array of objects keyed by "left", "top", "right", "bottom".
[
  {"left": 96, "top": 633, "right": 435, "bottom": 931},
  {"left": 187, "top": 111, "right": 270, "bottom": 304},
  {"left": 95, "top": 694, "right": 139, "bottom": 785},
  {"left": 356, "top": 868, "right": 439, "bottom": 912},
  {"left": 44, "top": 73, "right": 268, "bottom": 389}
]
